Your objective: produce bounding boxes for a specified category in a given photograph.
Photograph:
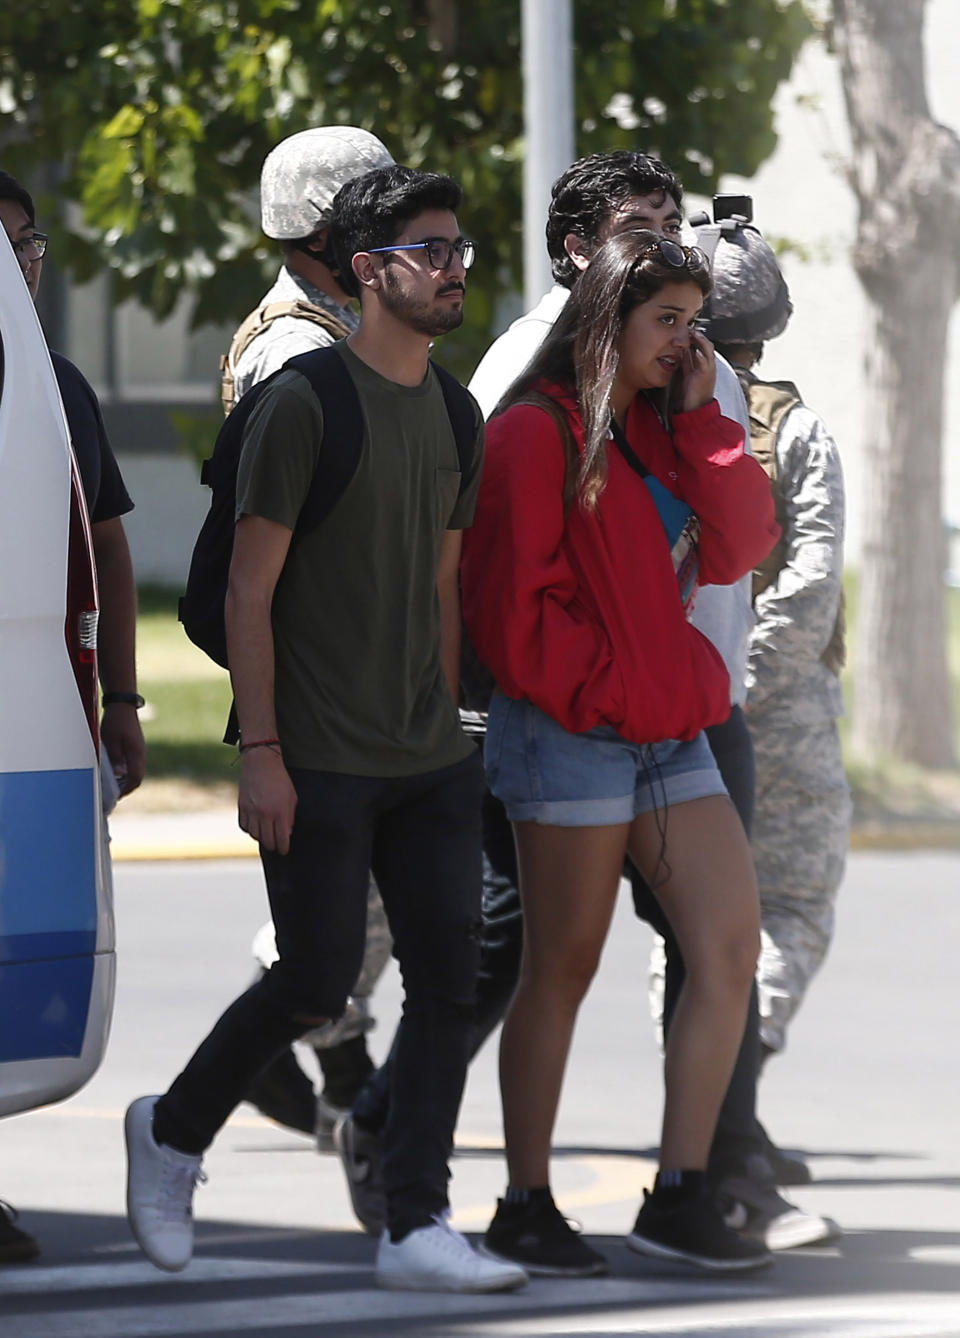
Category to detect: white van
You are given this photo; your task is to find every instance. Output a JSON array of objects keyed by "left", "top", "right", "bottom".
[{"left": 0, "top": 235, "right": 114, "bottom": 1116}]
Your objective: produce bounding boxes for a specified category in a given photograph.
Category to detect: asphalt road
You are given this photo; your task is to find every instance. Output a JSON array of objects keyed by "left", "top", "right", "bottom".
[{"left": 2, "top": 850, "right": 959, "bottom": 1337}]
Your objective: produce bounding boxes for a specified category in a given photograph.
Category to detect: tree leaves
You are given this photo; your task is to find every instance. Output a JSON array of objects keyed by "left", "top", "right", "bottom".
[{"left": 0, "top": 0, "right": 810, "bottom": 376}]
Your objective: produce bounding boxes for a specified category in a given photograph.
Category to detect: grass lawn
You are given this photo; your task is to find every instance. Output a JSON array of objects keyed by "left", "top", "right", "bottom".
[
  {"left": 840, "top": 573, "right": 960, "bottom": 825},
  {"left": 129, "top": 578, "right": 960, "bottom": 818},
  {"left": 130, "top": 586, "right": 237, "bottom": 810}
]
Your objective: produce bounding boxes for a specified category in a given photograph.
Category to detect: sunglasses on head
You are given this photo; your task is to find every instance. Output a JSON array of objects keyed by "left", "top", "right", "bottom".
[{"left": 637, "top": 237, "right": 709, "bottom": 274}]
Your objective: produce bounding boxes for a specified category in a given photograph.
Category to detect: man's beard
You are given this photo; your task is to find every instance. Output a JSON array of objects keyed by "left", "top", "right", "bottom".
[{"left": 382, "top": 266, "right": 464, "bottom": 337}]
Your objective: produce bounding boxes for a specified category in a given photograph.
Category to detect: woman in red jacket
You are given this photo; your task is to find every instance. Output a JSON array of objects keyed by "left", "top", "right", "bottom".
[{"left": 461, "top": 229, "right": 780, "bottom": 1277}]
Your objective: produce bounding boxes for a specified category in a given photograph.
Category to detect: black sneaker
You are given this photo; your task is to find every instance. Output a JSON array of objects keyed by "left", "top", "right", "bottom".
[
  {"left": 756, "top": 1120, "right": 812, "bottom": 1186},
  {"left": 243, "top": 1048, "right": 316, "bottom": 1135},
  {"left": 333, "top": 1114, "right": 386, "bottom": 1237},
  {"left": 314, "top": 1034, "right": 375, "bottom": 1110},
  {"left": 482, "top": 1195, "right": 607, "bottom": 1277},
  {"left": 627, "top": 1187, "right": 772, "bottom": 1272},
  {"left": 764, "top": 1143, "right": 812, "bottom": 1187},
  {"left": 0, "top": 1201, "right": 39, "bottom": 1264}
]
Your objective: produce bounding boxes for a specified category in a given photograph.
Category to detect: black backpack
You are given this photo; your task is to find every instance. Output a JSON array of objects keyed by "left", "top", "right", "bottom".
[{"left": 179, "top": 344, "right": 478, "bottom": 678}]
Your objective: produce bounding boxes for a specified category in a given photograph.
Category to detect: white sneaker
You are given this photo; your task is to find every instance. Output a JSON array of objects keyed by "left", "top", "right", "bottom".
[
  {"left": 376, "top": 1216, "right": 528, "bottom": 1293},
  {"left": 720, "top": 1174, "right": 840, "bottom": 1252},
  {"left": 124, "top": 1096, "right": 206, "bottom": 1272},
  {"left": 764, "top": 1205, "right": 841, "bottom": 1251}
]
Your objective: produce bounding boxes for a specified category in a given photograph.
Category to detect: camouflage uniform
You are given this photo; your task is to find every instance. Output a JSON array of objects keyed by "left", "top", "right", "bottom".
[
  {"left": 744, "top": 380, "right": 851, "bottom": 1055},
  {"left": 251, "top": 873, "right": 393, "bottom": 1049},
  {"left": 230, "top": 267, "right": 359, "bottom": 405}
]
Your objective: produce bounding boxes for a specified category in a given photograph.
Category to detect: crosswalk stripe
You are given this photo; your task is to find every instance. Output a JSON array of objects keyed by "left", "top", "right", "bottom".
[
  {"left": 4, "top": 1256, "right": 959, "bottom": 1338},
  {"left": 94, "top": 1226, "right": 318, "bottom": 1255},
  {"left": 502, "top": 1294, "right": 960, "bottom": 1337},
  {"left": 1, "top": 1268, "right": 760, "bottom": 1337},
  {"left": 0, "top": 1255, "right": 359, "bottom": 1295}
]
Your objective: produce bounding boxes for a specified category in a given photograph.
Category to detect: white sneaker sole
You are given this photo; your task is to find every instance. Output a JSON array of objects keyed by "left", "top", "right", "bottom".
[
  {"left": 376, "top": 1265, "right": 527, "bottom": 1293},
  {"left": 626, "top": 1230, "right": 773, "bottom": 1272}
]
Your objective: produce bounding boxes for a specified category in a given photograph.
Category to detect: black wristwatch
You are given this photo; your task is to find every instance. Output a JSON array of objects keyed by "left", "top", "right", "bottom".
[{"left": 102, "top": 691, "right": 146, "bottom": 710}]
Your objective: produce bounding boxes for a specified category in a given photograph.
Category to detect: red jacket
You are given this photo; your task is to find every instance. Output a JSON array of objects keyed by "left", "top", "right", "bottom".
[{"left": 461, "top": 388, "right": 780, "bottom": 745}]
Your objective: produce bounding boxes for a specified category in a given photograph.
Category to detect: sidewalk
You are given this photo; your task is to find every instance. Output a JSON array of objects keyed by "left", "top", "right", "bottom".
[
  {"left": 108, "top": 802, "right": 960, "bottom": 862},
  {"left": 109, "top": 806, "right": 258, "bottom": 862}
]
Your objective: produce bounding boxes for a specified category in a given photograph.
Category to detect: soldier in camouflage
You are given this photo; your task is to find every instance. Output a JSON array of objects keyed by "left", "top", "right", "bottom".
[
  {"left": 700, "top": 215, "right": 851, "bottom": 1058},
  {"left": 226, "top": 126, "right": 397, "bottom": 1146},
  {"left": 222, "top": 125, "right": 395, "bottom": 409}
]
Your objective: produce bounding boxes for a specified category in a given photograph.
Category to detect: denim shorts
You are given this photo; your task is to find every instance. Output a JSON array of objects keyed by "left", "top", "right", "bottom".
[{"left": 484, "top": 693, "right": 727, "bottom": 826}]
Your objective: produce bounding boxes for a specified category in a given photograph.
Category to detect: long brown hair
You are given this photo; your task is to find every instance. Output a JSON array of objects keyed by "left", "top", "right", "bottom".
[{"left": 493, "top": 229, "right": 712, "bottom": 510}]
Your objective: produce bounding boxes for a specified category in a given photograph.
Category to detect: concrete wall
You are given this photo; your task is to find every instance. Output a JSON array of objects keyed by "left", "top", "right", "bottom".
[{"left": 118, "top": 452, "right": 211, "bottom": 588}]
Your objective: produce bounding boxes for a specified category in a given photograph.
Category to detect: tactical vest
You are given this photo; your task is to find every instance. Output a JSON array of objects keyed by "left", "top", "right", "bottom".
[
  {"left": 747, "top": 377, "right": 846, "bottom": 677},
  {"left": 219, "top": 298, "right": 352, "bottom": 415}
]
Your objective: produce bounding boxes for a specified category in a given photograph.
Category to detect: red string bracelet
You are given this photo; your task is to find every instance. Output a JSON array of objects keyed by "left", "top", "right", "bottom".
[{"left": 238, "top": 738, "right": 282, "bottom": 754}]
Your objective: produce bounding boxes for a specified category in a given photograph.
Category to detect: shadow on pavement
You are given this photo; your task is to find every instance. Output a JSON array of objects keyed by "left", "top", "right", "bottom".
[
  {"left": 3, "top": 1209, "right": 960, "bottom": 1313},
  {"left": 455, "top": 1140, "right": 927, "bottom": 1165}
]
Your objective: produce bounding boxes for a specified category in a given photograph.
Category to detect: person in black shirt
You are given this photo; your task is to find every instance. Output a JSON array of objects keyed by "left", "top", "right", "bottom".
[{"left": 0, "top": 171, "right": 144, "bottom": 801}]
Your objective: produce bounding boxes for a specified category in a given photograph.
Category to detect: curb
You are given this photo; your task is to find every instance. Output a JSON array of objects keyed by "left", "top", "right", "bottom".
[
  {"left": 849, "top": 821, "right": 960, "bottom": 852},
  {"left": 108, "top": 819, "right": 960, "bottom": 863},
  {"left": 108, "top": 809, "right": 259, "bottom": 863},
  {"left": 111, "top": 838, "right": 259, "bottom": 863}
]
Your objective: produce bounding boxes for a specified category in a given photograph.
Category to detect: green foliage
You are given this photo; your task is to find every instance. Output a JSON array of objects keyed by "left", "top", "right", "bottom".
[
  {"left": 169, "top": 407, "right": 223, "bottom": 469},
  {"left": 136, "top": 585, "right": 235, "bottom": 788},
  {"left": 0, "top": 0, "right": 811, "bottom": 377}
]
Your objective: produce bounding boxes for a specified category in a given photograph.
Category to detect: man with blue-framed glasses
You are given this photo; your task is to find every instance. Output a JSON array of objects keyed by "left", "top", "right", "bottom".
[
  {"left": 367, "top": 235, "right": 477, "bottom": 272},
  {"left": 124, "top": 163, "right": 525, "bottom": 1296}
]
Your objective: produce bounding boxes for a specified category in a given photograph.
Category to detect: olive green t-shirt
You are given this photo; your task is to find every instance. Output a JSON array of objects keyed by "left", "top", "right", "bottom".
[{"left": 235, "top": 341, "right": 484, "bottom": 776}]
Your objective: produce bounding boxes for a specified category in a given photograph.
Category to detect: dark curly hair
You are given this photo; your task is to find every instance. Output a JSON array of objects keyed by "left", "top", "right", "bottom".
[
  {"left": 329, "top": 164, "right": 462, "bottom": 299},
  {"left": 546, "top": 151, "right": 683, "bottom": 289}
]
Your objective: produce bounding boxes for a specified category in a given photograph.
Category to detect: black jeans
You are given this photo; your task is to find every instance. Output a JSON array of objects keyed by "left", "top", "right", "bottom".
[
  {"left": 353, "top": 784, "right": 518, "bottom": 1133},
  {"left": 354, "top": 707, "right": 764, "bottom": 1183},
  {"left": 154, "top": 750, "right": 484, "bottom": 1234}
]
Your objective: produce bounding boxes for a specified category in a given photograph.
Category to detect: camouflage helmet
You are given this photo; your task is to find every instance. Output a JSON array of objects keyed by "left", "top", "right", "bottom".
[
  {"left": 696, "top": 219, "right": 792, "bottom": 346},
  {"left": 260, "top": 126, "right": 394, "bottom": 240}
]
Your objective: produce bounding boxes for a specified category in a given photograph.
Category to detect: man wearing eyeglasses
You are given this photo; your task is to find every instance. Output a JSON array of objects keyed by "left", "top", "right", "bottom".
[
  {"left": 226, "top": 126, "right": 402, "bottom": 1156},
  {"left": 124, "top": 164, "right": 526, "bottom": 1295},
  {"left": 0, "top": 170, "right": 145, "bottom": 1264}
]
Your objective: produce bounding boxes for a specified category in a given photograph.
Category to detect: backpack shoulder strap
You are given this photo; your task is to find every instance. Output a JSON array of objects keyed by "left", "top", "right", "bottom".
[
  {"left": 284, "top": 346, "right": 365, "bottom": 532},
  {"left": 747, "top": 376, "right": 846, "bottom": 674},
  {"left": 431, "top": 360, "right": 477, "bottom": 485},
  {"left": 220, "top": 299, "right": 352, "bottom": 415},
  {"left": 748, "top": 379, "right": 800, "bottom": 605},
  {"left": 747, "top": 379, "right": 803, "bottom": 477}
]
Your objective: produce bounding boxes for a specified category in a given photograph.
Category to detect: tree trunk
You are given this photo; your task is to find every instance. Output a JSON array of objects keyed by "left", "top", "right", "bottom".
[
  {"left": 425, "top": 0, "right": 457, "bottom": 53},
  {"left": 832, "top": 0, "right": 960, "bottom": 767}
]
